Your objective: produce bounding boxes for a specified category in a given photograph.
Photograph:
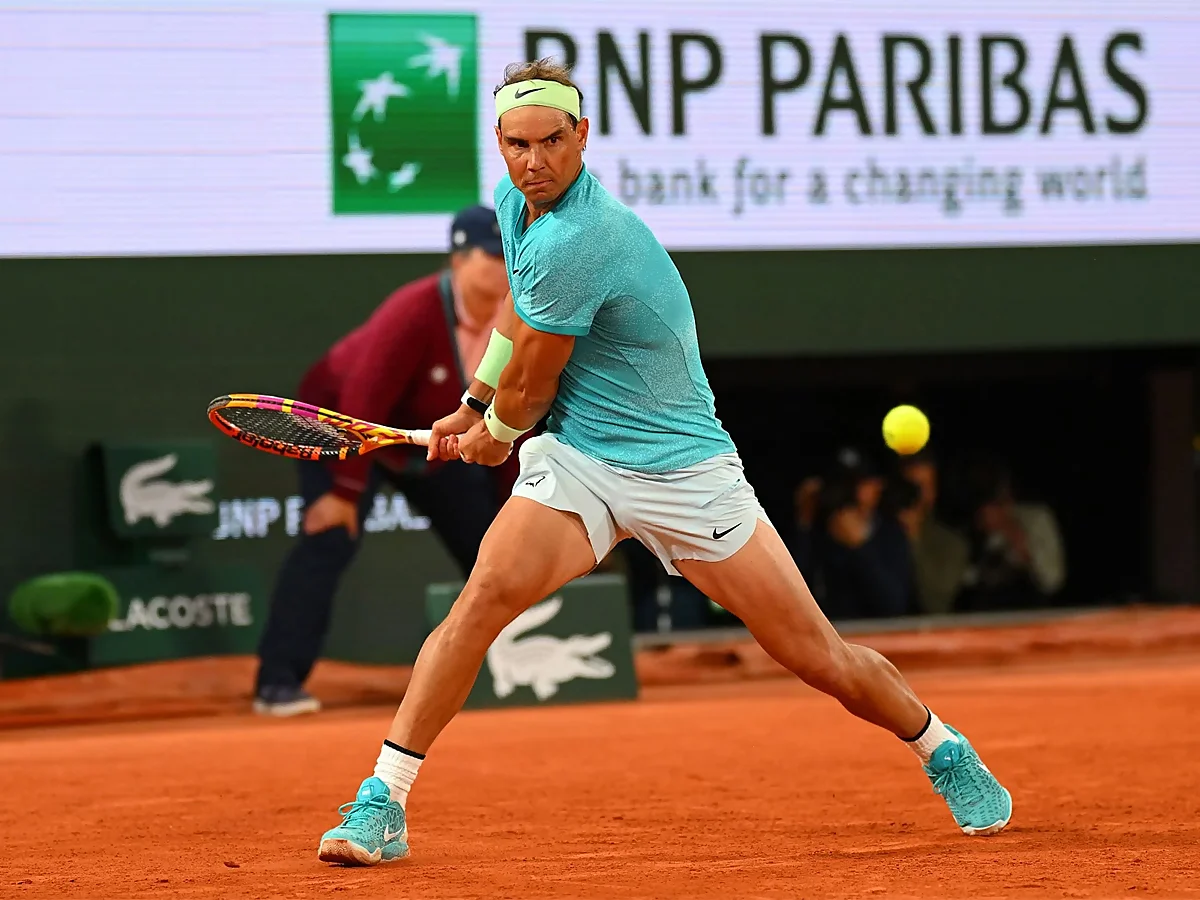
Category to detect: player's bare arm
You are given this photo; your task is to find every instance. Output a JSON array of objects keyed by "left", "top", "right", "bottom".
[
  {"left": 464, "top": 290, "right": 520, "bottom": 407},
  {"left": 492, "top": 317, "right": 572, "bottom": 432},
  {"left": 457, "top": 317, "right": 574, "bottom": 467},
  {"left": 426, "top": 291, "right": 519, "bottom": 461}
]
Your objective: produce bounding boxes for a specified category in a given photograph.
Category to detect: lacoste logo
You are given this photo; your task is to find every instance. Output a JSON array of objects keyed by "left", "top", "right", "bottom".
[
  {"left": 120, "top": 454, "right": 215, "bottom": 528},
  {"left": 525, "top": 474, "right": 546, "bottom": 488},
  {"left": 383, "top": 824, "right": 405, "bottom": 842},
  {"left": 514, "top": 87, "right": 545, "bottom": 99},
  {"left": 712, "top": 524, "right": 740, "bottom": 540},
  {"left": 487, "top": 596, "right": 615, "bottom": 701}
]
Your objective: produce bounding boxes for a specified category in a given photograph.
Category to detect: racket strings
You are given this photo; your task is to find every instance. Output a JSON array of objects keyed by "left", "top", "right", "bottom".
[{"left": 220, "top": 406, "right": 359, "bottom": 451}]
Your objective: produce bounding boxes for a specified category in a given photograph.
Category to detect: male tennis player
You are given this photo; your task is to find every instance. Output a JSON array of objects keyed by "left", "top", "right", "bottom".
[{"left": 316, "top": 61, "right": 1012, "bottom": 866}]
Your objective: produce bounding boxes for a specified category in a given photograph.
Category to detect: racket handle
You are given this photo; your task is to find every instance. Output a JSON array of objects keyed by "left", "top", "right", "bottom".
[{"left": 408, "top": 429, "right": 433, "bottom": 447}]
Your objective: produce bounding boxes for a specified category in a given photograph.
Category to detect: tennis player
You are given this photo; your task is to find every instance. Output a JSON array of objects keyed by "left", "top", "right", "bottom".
[{"left": 317, "top": 60, "right": 1013, "bottom": 866}]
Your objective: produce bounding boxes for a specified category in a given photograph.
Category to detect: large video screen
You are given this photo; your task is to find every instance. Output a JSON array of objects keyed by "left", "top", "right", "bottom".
[{"left": 1, "top": 0, "right": 1195, "bottom": 257}]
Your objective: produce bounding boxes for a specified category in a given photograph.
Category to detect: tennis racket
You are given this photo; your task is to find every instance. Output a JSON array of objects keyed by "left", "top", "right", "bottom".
[{"left": 207, "top": 393, "right": 432, "bottom": 461}]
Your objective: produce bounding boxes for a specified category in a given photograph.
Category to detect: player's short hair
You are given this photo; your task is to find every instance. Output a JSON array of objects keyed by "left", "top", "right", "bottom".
[{"left": 494, "top": 58, "right": 583, "bottom": 126}]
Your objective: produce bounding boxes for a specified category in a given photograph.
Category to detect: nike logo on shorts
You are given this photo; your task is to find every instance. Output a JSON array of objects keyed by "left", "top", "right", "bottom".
[
  {"left": 525, "top": 474, "right": 546, "bottom": 488},
  {"left": 712, "top": 524, "right": 739, "bottom": 540}
]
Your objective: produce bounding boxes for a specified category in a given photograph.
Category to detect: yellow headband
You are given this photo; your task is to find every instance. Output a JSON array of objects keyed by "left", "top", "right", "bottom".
[{"left": 494, "top": 79, "right": 581, "bottom": 123}]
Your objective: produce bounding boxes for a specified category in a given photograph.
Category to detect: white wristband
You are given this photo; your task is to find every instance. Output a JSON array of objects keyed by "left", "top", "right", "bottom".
[{"left": 483, "top": 405, "right": 531, "bottom": 443}]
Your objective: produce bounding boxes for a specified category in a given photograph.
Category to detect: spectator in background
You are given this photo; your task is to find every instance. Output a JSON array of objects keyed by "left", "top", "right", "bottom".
[
  {"left": 789, "top": 473, "right": 824, "bottom": 580},
  {"left": 956, "top": 456, "right": 1067, "bottom": 611},
  {"left": 794, "top": 448, "right": 916, "bottom": 621},
  {"left": 896, "top": 450, "right": 971, "bottom": 615},
  {"left": 253, "top": 206, "right": 516, "bottom": 717}
]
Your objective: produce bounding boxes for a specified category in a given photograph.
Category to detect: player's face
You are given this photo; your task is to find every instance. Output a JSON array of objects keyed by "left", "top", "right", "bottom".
[{"left": 495, "top": 106, "right": 589, "bottom": 210}]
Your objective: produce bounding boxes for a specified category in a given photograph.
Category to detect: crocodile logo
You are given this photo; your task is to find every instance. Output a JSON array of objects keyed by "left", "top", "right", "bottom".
[
  {"left": 486, "top": 596, "right": 616, "bottom": 701},
  {"left": 119, "top": 453, "right": 215, "bottom": 528}
]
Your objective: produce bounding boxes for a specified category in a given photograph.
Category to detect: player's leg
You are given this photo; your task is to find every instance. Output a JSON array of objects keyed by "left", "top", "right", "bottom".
[
  {"left": 318, "top": 436, "right": 612, "bottom": 866},
  {"left": 383, "top": 495, "right": 596, "bottom": 752},
  {"left": 253, "top": 460, "right": 378, "bottom": 716},
  {"left": 675, "top": 520, "right": 926, "bottom": 731},
  {"left": 673, "top": 518, "right": 1012, "bottom": 836}
]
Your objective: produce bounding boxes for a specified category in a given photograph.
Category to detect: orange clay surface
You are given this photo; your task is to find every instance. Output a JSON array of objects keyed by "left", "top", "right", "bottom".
[{"left": 2, "top": 651, "right": 1199, "bottom": 899}]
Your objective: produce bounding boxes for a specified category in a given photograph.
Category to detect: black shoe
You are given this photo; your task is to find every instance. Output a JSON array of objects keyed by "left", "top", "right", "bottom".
[{"left": 253, "top": 684, "right": 322, "bottom": 717}]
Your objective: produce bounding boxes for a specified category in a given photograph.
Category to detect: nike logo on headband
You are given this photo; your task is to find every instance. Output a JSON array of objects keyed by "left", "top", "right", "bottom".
[{"left": 514, "top": 87, "right": 545, "bottom": 99}]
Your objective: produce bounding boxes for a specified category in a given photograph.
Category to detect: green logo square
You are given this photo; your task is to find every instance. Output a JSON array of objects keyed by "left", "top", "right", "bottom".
[
  {"left": 424, "top": 575, "right": 639, "bottom": 709},
  {"left": 101, "top": 442, "right": 218, "bottom": 539},
  {"left": 328, "top": 13, "right": 479, "bottom": 215}
]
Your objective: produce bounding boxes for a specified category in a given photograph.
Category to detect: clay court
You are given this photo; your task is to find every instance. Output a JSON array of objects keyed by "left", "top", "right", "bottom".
[{"left": 2, "top": 609, "right": 1199, "bottom": 899}]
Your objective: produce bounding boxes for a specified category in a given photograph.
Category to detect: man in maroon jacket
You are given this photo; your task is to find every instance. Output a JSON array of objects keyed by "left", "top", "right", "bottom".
[{"left": 253, "top": 206, "right": 513, "bottom": 716}]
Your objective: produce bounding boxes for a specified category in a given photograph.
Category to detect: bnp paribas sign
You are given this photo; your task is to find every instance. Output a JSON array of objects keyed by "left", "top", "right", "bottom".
[
  {"left": 492, "top": 4, "right": 1165, "bottom": 249},
  {"left": 1, "top": 1, "right": 1193, "bottom": 259},
  {"left": 325, "top": 2, "right": 1177, "bottom": 251}
]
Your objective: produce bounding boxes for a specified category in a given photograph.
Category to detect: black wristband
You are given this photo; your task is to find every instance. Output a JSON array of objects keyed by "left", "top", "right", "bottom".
[{"left": 462, "top": 391, "right": 489, "bottom": 415}]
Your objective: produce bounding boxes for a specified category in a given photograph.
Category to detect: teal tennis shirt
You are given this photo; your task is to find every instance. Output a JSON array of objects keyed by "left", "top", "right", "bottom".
[{"left": 495, "top": 165, "right": 736, "bottom": 474}]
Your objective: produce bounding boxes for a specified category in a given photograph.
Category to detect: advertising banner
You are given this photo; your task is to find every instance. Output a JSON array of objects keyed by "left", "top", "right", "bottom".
[
  {"left": 92, "top": 564, "right": 265, "bottom": 666},
  {"left": 425, "top": 574, "right": 638, "bottom": 709},
  {"left": 1, "top": 0, "right": 1195, "bottom": 256}
]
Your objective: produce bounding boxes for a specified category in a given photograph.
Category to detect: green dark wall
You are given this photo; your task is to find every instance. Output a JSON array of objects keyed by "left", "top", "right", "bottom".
[
  {"left": 691, "top": 244, "right": 1200, "bottom": 356},
  {"left": 2, "top": 242, "right": 1197, "bottom": 663}
]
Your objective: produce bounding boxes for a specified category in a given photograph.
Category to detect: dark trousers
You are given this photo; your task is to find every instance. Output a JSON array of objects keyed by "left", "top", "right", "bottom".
[{"left": 254, "top": 460, "right": 499, "bottom": 693}]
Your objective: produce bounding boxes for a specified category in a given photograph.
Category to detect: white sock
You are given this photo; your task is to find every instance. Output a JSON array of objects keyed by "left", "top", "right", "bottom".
[
  {"left": 904, "top": 709, "right": 958, "bottom": 764},
  {"left": 373, "top": 741, "right": 424, "bottom": 809}
]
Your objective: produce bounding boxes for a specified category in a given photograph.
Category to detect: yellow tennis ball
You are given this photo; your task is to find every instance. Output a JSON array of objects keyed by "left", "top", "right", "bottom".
[{"left": 882, "top": 405, "right": 930, "bottom": 455}]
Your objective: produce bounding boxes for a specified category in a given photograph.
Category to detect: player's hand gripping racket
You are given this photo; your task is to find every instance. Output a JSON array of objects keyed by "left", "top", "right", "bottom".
[{"left": 207, "top": 394, "right": 432, "bottom": 461}]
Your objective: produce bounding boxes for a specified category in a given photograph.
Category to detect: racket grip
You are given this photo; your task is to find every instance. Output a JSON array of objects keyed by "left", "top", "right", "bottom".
[{"left": 409, "top": 429, "right": 433, "bottom": 447}]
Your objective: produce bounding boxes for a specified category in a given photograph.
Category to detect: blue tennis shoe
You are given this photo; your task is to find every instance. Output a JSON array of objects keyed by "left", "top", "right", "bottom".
[
  {"left": 924, "top": 726, "right": 1013, "bottom": 835},
  {"left": 318, "top": 777, "right": 409, "bottom": 866}
]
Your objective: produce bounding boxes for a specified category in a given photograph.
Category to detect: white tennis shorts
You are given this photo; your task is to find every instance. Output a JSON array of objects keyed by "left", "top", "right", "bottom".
[{"left": 510, "top": 434, "right": 772, "bottom": 575}]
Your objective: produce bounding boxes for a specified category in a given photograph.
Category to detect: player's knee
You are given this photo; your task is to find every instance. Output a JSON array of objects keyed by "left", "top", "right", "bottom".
[
  {"left": 466, "top": 562, "right": 530, "bottom": 608},
  {"left": 445, "top": 566, "right": 530, "bottom": 635}
]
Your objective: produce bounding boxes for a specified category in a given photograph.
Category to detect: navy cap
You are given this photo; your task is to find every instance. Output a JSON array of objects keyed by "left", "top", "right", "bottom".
[{"left": 450, "top": 205, "right": 503, "bottom": 256}]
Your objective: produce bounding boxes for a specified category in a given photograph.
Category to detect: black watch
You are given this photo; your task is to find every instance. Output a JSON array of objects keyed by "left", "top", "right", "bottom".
[{"left": 461, "top": 390, "right": 489, "bottom": 415}]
